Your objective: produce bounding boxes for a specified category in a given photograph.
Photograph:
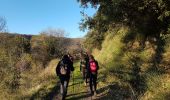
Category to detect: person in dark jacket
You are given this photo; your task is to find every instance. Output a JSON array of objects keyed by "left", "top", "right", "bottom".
[
  {"left": 88, "top": 55, "right": 99, "bottom": 96},
  {"left": 80, "top": 53, "right": 89, "bottom": 86},
  {"left": 56, "top": 55, "right": 74, "bottom": 100}
]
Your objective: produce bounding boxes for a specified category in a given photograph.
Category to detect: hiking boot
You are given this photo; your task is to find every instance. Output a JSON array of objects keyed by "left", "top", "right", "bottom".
[{"left": 90, "top": 91, "right": 93, "bottom": 95}]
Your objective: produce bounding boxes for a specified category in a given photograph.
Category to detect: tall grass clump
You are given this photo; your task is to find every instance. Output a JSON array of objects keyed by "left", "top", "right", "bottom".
[
  {"left": 19, "top": 59, "right": 59, "bottom": 99},
  {"left": 95, "top": 26, "right": 129, "bottom": 70}
]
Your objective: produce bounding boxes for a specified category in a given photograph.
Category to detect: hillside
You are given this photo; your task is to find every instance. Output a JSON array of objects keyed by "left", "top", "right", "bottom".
[
  {"left": 91, "top": 26, "right": 170, "bottom": 99},
  {"left": 1, "top": 29, "right": 170, "bottom": 99},
  {"left": 64, "top": 38, "right": 83, "bottom": 52},
  {"left": 0, "top": 32, "right": 83, "bottom": 52},
  {"left": 0, "top": 32, "right": 84, "bottom": 99},
  {"left": 77, "top": 0, "right": 170, "bottom": 99}
]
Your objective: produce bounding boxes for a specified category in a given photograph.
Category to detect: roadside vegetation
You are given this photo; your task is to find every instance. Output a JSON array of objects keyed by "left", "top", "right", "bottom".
[
  {"left": 1, "top": 0, "right": 170, "bottom": 99},
  {"left": 78, "top": 0, "right": 170, "bottom": 99},
  {"left": 0, "top": 28, "right": 81, "bottom": 99}
]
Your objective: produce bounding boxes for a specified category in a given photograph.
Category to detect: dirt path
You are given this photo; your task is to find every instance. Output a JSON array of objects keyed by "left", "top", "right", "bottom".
[
  {"left": 52, "top": 62, "right": 108, "bottom": 100},
  {"left": 40, "top": 60, "right": 138, "bottom": 100},
  {"left": 66, "top": 64, "right": 93, "bottom": 100}
]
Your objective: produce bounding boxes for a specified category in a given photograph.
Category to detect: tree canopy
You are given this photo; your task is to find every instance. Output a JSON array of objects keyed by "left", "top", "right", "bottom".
[{"left": 78, "top": 0, "right": 170, "bottom": 36}]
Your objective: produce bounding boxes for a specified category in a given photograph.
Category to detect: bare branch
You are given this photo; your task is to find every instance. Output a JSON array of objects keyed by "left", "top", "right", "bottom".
[
  {"left": 0, "top": 17, "right": 7, "bottom": 32},
  {"left": 40, "top": 27, "right": 69, "bottom": 37}
]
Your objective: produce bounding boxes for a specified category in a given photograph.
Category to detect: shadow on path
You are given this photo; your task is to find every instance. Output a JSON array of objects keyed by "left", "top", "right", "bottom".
[
  {"left": 67, "top": 83, "right": 131, "bottom": 100},
  {"left": 30, "top": 82, "right": 60, "bottom": 100},
  {"left": 94, "top": 83, "right": 132, "bottom": 100},
  {"left": 69, "top": 81, "right": 83, "bottom": 87},
  {"left": 67, "top": 92, "right": 92, "bottom": 100},
  {"left": 44, "top": 84, "right": 60, "bottom": 100}
]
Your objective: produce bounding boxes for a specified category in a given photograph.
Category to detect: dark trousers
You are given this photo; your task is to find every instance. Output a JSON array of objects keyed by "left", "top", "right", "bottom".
[
  {"left": 89, "top": 73, "right": 97, "bottom": 92},
  {"left": 59, "top": 76, "right": 70, "bottom": 100},
  {"left": 82, "top": 68, "right": 88, "bottom": 83}
]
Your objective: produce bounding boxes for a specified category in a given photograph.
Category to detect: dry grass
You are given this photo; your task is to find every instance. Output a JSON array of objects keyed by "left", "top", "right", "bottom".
[{"left": 92, "top": 26, "right": 170, "bottom": 99}]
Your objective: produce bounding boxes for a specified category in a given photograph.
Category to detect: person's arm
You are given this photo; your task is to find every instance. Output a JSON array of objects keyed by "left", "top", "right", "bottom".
[
  {"left": 56, "top": 61, "right": 61, "bottom": 76},
  {"left": 70, "top": 61, "right": 74, "bottom": 71},
  {"left": 87, "top": 61, "right": 90, "bottom": 74},
  {"left": 96, "top": 60, "right": 99, "bottom": 71}
]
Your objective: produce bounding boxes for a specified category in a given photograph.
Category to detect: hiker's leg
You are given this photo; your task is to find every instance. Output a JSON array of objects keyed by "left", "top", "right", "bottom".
[
  {"left": 65, "top": 76, "right": 70, "bottom": 95},
  {"left": 59, "top": 77, "right": 64, "bottom": 95},
  {"left": 62, "top": 76, "right": 70, "bottom": 100},
  {"left": 82, "top": 68, "right": 85, "bottom": 80},
  {"left": 93, "top": 74, "right": 97, "bottom": 92},
  {"left": 85, "top": 69, "right": 88, "bottom": 84},
  {"left": 60, "top": 84, "right": 64, "bottom": 94},
  {"left": 62, "top": 79, "right": 67, "bottom": 100},
  {"left": 89, "top": 74, "right": 93, "bottom": 93},
  {"left": 85, "top": 72, "right": 88, "bottom": 84}
]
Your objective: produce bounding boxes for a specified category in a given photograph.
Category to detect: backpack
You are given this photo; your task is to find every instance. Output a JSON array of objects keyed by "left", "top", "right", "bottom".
[
  {"left": 60, "top": 61, "right": 68, "bottom": 75},
  {"left": 90, "top": 61, "right": 97, "bottom": 73},
  {"left": 81, "top": 59, "right": 86, "bottom": 68}
]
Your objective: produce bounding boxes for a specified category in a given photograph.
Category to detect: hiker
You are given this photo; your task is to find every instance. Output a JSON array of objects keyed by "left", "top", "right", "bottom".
[
  {"left": 80, "top": 53, "right": 89, "bottom": 86},
  {"left": 56, "top": 55, "right": 74, "bottom": 100},
  {"left": 88, "top": 55, "right": 99, "bottom": 96}
]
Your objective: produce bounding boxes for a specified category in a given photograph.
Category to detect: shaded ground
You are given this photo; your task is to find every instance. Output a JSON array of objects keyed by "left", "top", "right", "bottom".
[
  {"left": 50, "top": 62, "right": 131, "bottom": 100},
  {"left": 29, "top": 61, "right": 134, "bottom": 100},
  {"left": 28, "top": 82, "right": 60, "bottom": 100}
]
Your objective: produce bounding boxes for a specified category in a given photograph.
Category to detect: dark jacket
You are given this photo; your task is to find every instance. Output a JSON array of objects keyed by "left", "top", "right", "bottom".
[
  {"left": 80, "top": 55, "right": 89, "bottom": 71},
  {"left": 56, "top": 58, "right": 74, "bottom": 77}
]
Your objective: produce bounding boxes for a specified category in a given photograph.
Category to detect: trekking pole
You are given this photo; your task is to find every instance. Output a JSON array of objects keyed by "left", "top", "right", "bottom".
[
  {"left": 72, "top": 71, "right": 74, "bottom": 94},
  {"left": 128, "top": 83, "right": 138, "bottom": 100}
]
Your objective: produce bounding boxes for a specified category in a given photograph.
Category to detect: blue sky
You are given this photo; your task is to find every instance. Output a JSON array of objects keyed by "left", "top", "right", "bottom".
[{"left": 0, "top": 0, "right": 97, "bottom": 38}]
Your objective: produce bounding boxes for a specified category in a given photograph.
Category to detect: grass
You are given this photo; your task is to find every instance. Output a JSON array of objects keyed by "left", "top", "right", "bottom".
[
  {"left": 0, "top": 58, "right": 60, "bottom": 100},
  {"left": 19, "top": 59, "right": 59, "bottom": 99},
  {"left": 66, "top": 61, "right": 91, "bottom": 100},
  {"left": 91, "top": 26, "right": 170, "bottom": 99},
  {"left": 18, "top": 26, "right": 170, "bottom": 100},
  {"left": 1, "top": 26, "right": 170, "bottom": 99}
]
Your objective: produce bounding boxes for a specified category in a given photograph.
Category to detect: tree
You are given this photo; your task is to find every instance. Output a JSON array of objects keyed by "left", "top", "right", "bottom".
[
  {"left": 84, "top": 30, "right": 104, "bottom": 50},
  {"left": 0, "top": 17, "right": 7, "bottom": 32},
  {"left": 40, "top": 27, "right": 68, "bottom": 37},
  {"left": 78, "top": 0, "right": 170, "bottom": 36},
  {"left": 31, "top": 28, "right": 68, "bottom": 67},
  {"left": 40, "top": 28, "right": 69, "bottom": 57}
]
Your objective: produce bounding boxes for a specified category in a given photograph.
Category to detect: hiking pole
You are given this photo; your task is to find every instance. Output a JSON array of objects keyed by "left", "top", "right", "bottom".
[
  {"left": 128, "top": 83, "right": 138, "bottom": 100},
  {"left": 72, "top": 71, "right": 74, "bottom": 94}
]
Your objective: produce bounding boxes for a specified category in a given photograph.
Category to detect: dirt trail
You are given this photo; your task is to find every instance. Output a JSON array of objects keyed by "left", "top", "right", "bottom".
[{"left": 52, "top": 62, "right": 105, "bottom": 100}]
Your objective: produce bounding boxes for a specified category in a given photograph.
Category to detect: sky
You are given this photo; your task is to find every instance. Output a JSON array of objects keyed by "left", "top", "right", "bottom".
[{"left": 0, "top": 0, "right": 97, "bottom": 38}]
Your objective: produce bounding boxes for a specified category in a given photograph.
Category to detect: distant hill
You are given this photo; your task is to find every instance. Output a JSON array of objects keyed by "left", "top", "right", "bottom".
[
  {"left": 65, "top": 38, "right": 83, "bottom": 50},
  {"left": 0, "top": 32, "right": 84, "bottom": 53},
  {"left": 0, "top": 32, "right": 32, "bottom": 40}
]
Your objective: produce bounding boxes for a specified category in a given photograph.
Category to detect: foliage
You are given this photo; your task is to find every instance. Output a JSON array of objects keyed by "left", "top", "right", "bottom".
[
  {"left": 78, "top": 0, "right": 170, "bottom": 36},
  {"left": 31, "top": 34, "right": 67, "bottom": 67},
  {"left": 78, "top": 1, "right": 170, "bottom": 98},
  {"left": 84, "top": 30, "right": 104, "bottom": 50},
  {"left": 78, "top": 0, "right": 170, "bottom": 52},
  {"left": 0, "top": 30, "right": 70, "bottom": 99},
  {"left": 91, "top": 26, "right": 170, "bottom": 99}
]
